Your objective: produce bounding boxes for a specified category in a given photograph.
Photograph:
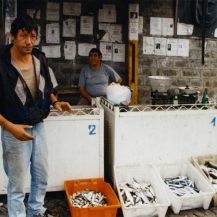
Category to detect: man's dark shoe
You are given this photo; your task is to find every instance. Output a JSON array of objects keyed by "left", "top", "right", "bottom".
[{"left": 33, "top": 210, "right": 55, "bottom": 217}]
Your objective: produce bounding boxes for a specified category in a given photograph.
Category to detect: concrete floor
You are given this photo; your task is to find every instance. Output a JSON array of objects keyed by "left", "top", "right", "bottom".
[{"left": 1, "top": 191, "right": 217, "bottom": 217}]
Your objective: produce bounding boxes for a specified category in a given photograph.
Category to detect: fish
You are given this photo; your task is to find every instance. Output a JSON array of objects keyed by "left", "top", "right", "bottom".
[
  {"left": 119, "top": 179, "right": 156, "bottom": 207},
  {"left": 205, "top": 161, "right": 217, "bottom": 170},
  {"left": 70, "top": 190, "right": 107, "bottom": 208},
  {"left": 164, "top": 176, "right": 200, "bottom": 197},
  {"left": 200, "top": 162, "right": 217, "bottom": 185}
]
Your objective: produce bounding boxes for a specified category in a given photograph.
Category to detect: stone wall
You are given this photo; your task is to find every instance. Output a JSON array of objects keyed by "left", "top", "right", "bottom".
[
  {"left": 138, "top": 0, "right": 217, "bottom": 104},
  {"left": 3, "top": 0, "right": 217, "bottom": 104}
]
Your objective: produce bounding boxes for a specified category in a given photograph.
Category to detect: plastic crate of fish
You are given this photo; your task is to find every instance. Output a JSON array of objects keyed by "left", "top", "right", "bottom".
[
  {"left": 154, "top": 162, "right": 215, "bottom": 214},
  {"left": 114, "top": 165, "right": 170, "bottom": 217},
  {"left": 64, "top": 178, "right": 121, "bottom": 217},
  {"left": 192, "top": 154, "right": 217, "bottom": 206}
]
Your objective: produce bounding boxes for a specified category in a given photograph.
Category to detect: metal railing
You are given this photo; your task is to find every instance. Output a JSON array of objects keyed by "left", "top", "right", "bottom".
[{"left": 100, "top": 97, "right": 217, "bottom": 112}]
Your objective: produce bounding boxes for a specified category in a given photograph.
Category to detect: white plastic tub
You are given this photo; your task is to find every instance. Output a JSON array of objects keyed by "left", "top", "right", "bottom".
[
  {"left": 192, "top": 154, "right": 217, "bottom": 206},
  {"left": 114, "top": 165, "right": 170, "bottom": 217},
  {"left": 154, "top": 162, "right": 214, "bottom": 214}
]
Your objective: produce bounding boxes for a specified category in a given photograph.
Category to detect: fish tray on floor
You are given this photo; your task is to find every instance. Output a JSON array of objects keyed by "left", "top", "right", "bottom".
[
  {"left": 64, "top": 178, "right": 121, "bottom": 217},
  {"left": 114, "top": 165, "right": 170, "bottom": 217},
  {"left": 154, "top": 162, "right": 214, "bottom": 214},
  {"left": 192, "top": 154, "right": 217, "bottom": 206}
]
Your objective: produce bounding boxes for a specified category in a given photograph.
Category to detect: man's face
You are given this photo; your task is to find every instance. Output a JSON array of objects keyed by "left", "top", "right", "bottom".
[
  {"left": 11, "top": 28, "right": 37, "bottom": 55},
  {"left": 89, "top": 52, "right": 101, "bottom": 67}
]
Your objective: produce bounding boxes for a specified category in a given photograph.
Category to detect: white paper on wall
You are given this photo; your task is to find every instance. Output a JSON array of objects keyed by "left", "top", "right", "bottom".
[
  {"left": 113, "top": 43, "right": 125, "bottom": 62},
  {"left": 129, "top": 22, "right": 139, "bottom": 41},
  {"left": 177, "top": 39, "right": 189, "bottom": 57},
  {"left": 99, "top": 24, "right": 122, "bottom": 42},
  {"left": 5, "top": 17, "right": 14, "bottom": 34},
  {"left": 143, "top": 36, "right": 155, "bottom": 55},
  {"left": 46, "top": 23, "right": 60, "bottom": 44},
  {"left": 99, "top": 23, "right": 111, "bottom": 41},
  {"left": 35, "top": 25, "right": 41, "bottom": 45},
  {"left": 26, "top": 9, "right": 40, "bottom": 19},
  {"left": 64, "top": 41, "right": 76, "bottom": 60},
  {"left": 42, "top": 45, "right": 61, "bottom": 58},
  {"left": 215, "top": 28, "right": 217, "bottom": 37},
  {"left": 128, "top": 4, "right": 139, "bottom": 40},
  {"left": 63, "top": 19, "right": 76, "bottom": 38},
  {"left": 63, "top": 2, "right": 81, "bottom": 16},
  {"left": 100, "top": 42, "right": 113, "bottom": 61},
  {"left": 5, "top": 17, "right": 15, "bottom": 44},
  {"left": 80, "top": 16, "right": 93, "bottom": 35},
  {"left": 110, "top": 24, "right": 122, "bottom": 42},
  {"left": 177, "top": 23, "right": 194, "bottom": 35},
  {"left": 166, "top": 38, "right": 178, "bottom": 56},
  {"left": 139, "top": 16, "right": 143, "bottom": 34},
  {"left": 46, "top": 2, "right": 59, "bottom": 21},
  {"left": 5, "top": 0, "right": 17, "bottom": 17},
  {"left": 150, "top": 17, "right": 174, "bottom": 36},
  {"left": 98, "top": 8, "right": 116, "bottom": 23},
  {"left": 162, "top": 18, "right": 174, "bottom": 36},
  {"left": 154, "top": 37, "right": 167, "bottom": 56},
  {"left": 78, "top": 43, "right": 96, "bottom": 56},
  {"left": 150, "top": 17, "right": 162, "bottom": 35}
]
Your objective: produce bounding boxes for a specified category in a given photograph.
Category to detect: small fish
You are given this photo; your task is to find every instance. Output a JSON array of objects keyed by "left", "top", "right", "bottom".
[
  {"left": 70, "top": 190, "right": 107, "bottom": 208},
  {"left": 205, "top": 161, "right": 217, "bottom": 170},
  {"left": 119, "top": 179, "right": 156, "bottom": 207},
  {"left": 164, "top": 176, "right": 200, "bottom": 197}
]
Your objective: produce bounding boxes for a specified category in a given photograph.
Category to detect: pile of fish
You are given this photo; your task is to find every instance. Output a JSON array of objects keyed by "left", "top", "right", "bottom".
[
  {"left": 200, "top": 161, "right": 217, "bottom": 188},
  {"left": 70, "top": 190, "right": 107, "bottom": 208},
  {"left": 164, "top": 176, "right": 200, "bottom": 197},
  {"left": 119, "top": 178, "right": 156, "bottom": 207}
]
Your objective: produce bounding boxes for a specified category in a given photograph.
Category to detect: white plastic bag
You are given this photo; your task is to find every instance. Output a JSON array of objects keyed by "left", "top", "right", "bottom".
[{"left": 106, "top": 83, "right": 132, "bottom": 105}]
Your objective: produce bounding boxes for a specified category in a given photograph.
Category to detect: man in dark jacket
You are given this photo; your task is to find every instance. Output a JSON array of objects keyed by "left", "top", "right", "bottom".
[{"left": 0, "top": 15, "right": 72, "bottom": 217}]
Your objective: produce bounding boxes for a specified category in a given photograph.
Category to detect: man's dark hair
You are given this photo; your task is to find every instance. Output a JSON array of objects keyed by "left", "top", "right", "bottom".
[
  {"left": 89, "top": 48, "right": 102, "bottom": 57},
  {"left": 10, "top": 15, "right": 38, "bottom": 36}
]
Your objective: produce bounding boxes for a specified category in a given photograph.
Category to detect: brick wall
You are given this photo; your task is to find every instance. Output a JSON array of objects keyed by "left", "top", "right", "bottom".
[{"left": 138, "top": 0, "right": 217, "bottom": 104}]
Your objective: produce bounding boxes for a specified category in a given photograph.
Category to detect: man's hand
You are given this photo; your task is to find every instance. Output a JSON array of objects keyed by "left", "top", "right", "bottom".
[
  {"left": 53, "top": 101, "right": 73, "bottom": 112},
  {"left": 5, "top": 122, "right": 34, "bottom": 141}
]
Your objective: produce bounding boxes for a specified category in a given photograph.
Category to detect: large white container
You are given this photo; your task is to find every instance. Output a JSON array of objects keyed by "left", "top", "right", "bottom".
[
  {"left": 101, "top": 98, "right": 217, "bottom": 184},
  {"left": 0, "top": 105, "right": 104, "bottom": 194},
  {"left": 154, "top": 162, "right": 215, "bottom": 214},
  {"left": 192, "top": 154, "right": 217, "bottom": 206},
  {"left": 114, "top": 165, "right": 170, "bottom": 217}
]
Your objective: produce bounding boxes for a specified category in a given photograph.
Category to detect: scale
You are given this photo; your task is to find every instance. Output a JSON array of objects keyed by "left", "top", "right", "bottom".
[{"left": 151, "top": 88, "right": 199, "bottom": 105}]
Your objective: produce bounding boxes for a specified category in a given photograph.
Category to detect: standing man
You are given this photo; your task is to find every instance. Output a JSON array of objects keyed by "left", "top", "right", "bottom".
[
  {"left": 0, "top": 15, "right": 72, "bottom": 217},
  {"left": 78, "top": 48, "right": 122, "bottom": 105}
]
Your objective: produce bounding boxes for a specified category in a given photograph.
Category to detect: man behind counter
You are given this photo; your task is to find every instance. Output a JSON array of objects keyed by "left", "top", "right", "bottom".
[{"left": 78, "top": 48, "right": 122, "bottom": 105}]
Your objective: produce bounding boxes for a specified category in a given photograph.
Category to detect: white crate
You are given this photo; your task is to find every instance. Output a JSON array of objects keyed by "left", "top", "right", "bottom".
[
  {"left": 192, "top": 154, "right": 217, "bottom": 206},
  {"left": 154, "top": 162, "right": 215, "bottom": 214},
  {"left": 0, "top": 106, "right": 104, "bottom": 194},
  {"left": 114, "top": 165, "right": 170, "bottom": 217}
]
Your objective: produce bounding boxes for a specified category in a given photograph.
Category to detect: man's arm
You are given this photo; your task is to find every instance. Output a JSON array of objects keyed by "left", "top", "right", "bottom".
[
  {"left": 0, "top": 115, "right": 34, "bottom": 141},
  {"left": 50, "top": 93, "right": 72, "bottom": 112},
  {"left": 80, "top": 87, "right": 92, "bottom": 103}
]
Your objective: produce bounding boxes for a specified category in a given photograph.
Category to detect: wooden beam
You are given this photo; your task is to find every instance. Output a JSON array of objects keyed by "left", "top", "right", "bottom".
[{"left": 128, "top": 40, "right": 138, "bottom": 104}]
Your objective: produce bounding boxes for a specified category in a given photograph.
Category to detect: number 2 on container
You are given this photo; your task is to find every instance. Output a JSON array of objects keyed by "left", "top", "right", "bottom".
[{"left": 88, "top": 125, "right": 96, "bottom": 135}]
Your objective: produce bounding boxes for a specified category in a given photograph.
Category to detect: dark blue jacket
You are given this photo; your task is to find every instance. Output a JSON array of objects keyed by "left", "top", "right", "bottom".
[{"left": 0, "top": 45, "right": 53, "bottom": 125}]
